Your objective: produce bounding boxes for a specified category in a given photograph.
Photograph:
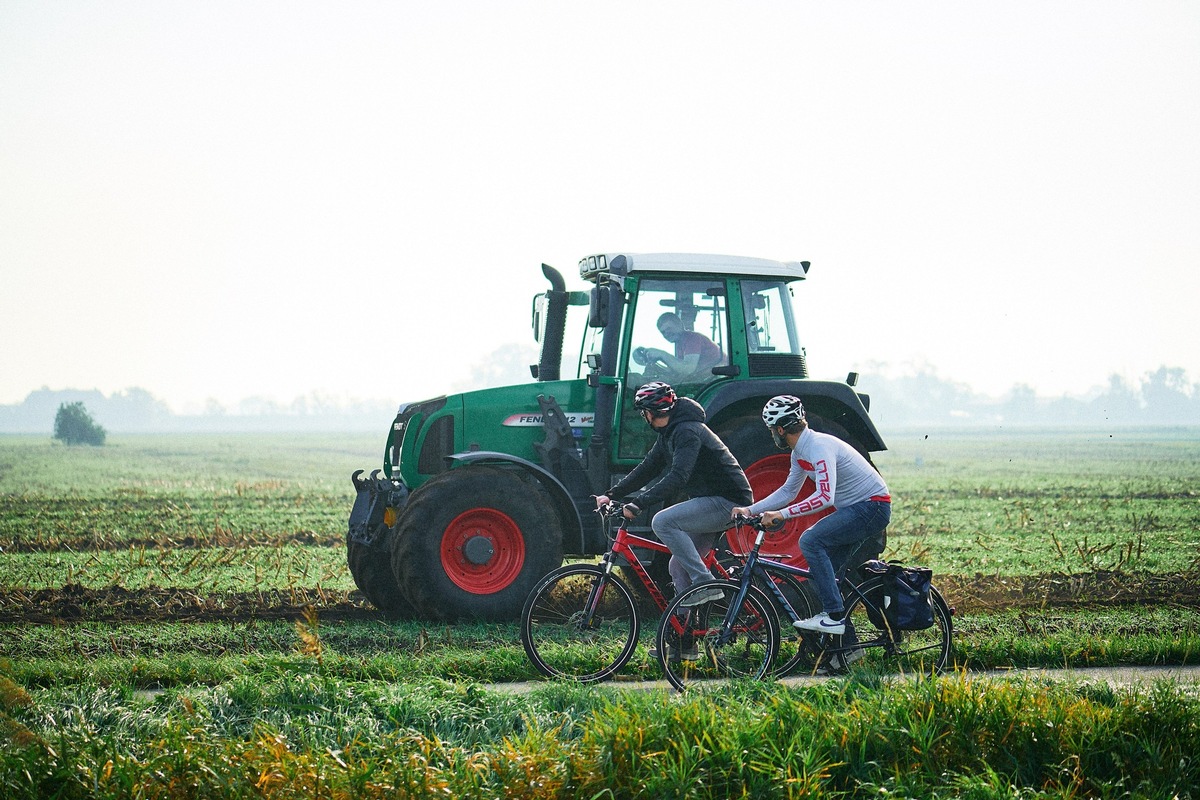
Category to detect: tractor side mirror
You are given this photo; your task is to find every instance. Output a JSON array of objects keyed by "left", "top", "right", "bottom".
[
  {"left": 531, "top": 293, "right": 546, "bottom": 342},
  {"left": 588, "top": 288, "right": 608, "bottom": 328}
]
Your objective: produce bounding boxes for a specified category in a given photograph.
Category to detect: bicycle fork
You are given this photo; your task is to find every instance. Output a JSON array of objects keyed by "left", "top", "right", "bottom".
[{"left": 578, "top": 558, "right": 618, "bottom": 631}]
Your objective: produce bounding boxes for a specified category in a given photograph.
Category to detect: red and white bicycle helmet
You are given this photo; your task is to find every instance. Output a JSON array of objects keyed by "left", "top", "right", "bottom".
[
  {"left": 633, "top": 381, "right": 677, "bottom": 414},
  {"left": 762, "top": 394, "right": 805, "bottom": 428}
]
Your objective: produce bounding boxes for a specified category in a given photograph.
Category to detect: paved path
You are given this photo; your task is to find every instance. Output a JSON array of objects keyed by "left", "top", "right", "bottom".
[{"left": 488, "top": 664, "right": 1200, "bottom": 695}]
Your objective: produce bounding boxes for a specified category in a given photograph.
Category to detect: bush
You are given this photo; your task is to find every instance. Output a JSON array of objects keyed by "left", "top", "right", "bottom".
[{"left": 52, "top": 402, "right": 106, "bottom": 446}]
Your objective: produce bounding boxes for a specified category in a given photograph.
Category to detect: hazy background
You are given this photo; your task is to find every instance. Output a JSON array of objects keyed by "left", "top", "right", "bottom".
[{"left": 2, "top": 1, "right": 1198, "bottom": 428}]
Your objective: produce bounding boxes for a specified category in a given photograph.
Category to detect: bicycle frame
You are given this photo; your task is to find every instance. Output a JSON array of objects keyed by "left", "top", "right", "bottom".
[
  {"left": 584, "top": 508, "right": 735, "bottom": 632},
  {"left": 717, "top": 519, "right": 874, "bottom": 659}
]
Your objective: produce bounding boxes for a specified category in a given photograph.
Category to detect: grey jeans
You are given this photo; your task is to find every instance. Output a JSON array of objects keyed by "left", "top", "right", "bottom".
[{"left": 651, "top": 496, "right": 737, "bottom": 595}]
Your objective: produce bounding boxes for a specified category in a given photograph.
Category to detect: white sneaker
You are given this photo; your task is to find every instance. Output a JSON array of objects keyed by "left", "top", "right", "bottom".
[
  {"left": 794, "top": 612, "right": 846, "bottom": 635},
  {"left": 678, "top": 585, "right": 724, "bottom": 607}
]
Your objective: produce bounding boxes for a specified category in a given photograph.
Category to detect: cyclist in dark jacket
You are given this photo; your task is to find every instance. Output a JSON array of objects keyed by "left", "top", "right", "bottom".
[{"left": 596, "top": 382, "right": 752, "bottom": 607}]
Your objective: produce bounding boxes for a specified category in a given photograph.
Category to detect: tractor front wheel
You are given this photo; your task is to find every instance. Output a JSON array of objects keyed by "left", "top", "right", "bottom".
[
  {"left": 391, "top": 467, "right": 564, "bottom": 621},
  {"left": 348, "top": 531, "right": 418, "bottom": 620}
]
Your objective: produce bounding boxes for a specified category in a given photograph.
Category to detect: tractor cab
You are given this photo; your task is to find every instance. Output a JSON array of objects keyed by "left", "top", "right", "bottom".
[{"left": 533, "top": 252, "right": 817, "bottom": 468}]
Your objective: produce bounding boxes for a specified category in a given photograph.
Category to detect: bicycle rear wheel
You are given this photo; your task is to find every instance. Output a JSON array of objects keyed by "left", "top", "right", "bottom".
[
  {"left": 520, "top": 563, "right": 639, "bottom": 683},
  {"left": 656, "top": 579, "right": 778, "bottom": 692},
  {"left": 830, "top": 576, "right": 953, "bottom": 676}
]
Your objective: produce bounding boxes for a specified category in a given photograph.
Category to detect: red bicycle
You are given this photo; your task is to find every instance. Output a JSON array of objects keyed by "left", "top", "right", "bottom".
[{"left": 520, "top": 502, "right": 736, "bottom": 682}]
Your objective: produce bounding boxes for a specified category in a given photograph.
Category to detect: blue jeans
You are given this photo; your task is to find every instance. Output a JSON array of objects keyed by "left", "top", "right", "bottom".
[
  {"left": 798, "top": 500, "right": 891, "bottom": 615},
  {"left": 651, "top": 496, "right": 737, "bottom": 595}
]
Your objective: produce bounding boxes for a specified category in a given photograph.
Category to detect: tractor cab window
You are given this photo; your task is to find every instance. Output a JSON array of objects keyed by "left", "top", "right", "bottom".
[
  {"left": 743, "top": 279, "right": 802, "bottom": 356},
  {"left": 570, "top": 304, "right": 603, "bottom": 380},
  {"left": 618, "top": 278, "right": 729, "bottom": 459}
]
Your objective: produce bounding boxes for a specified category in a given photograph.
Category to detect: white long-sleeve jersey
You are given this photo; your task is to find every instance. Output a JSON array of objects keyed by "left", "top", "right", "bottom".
[{"left": 748, "top": 427, "right": 889, "bottom": 519}]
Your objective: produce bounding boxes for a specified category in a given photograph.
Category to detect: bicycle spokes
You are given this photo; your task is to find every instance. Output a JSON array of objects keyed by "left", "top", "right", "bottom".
[{"left": 657, "top": 581, "right": 778, "bottom": 692}]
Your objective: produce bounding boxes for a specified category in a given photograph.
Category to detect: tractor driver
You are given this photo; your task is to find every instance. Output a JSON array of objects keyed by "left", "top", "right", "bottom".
[{"left": 632, "top": 312, "right": 724, "bottom": 382}]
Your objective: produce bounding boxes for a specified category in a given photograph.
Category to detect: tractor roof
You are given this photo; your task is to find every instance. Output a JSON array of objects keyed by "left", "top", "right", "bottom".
[{"left": 578, "top": 252, "right": 810, "bottom": 283}]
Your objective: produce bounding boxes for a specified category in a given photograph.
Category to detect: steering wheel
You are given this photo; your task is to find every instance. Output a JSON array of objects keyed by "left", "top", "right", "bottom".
[{"left": 633, "top": 346, "right": 675, "bottom": 380}]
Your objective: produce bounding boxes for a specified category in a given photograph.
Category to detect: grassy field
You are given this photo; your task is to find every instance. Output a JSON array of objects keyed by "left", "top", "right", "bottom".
[
  {"left": 2, "top": 429, "right": 1199, "bottom": 798},
  {"left": 2, "top": 429, "right": 1197, "bottom": 595}
]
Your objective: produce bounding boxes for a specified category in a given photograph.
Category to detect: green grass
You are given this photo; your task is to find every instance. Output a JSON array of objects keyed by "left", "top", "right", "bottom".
[
  {"left": 875, "top": 428, "right": 1200, "bottom": 577},
  {"left": 0, "top": 544, "right": 353, "bottom": 592},
  {"left": 0, "top": 432, "right": 379, "bottom": 493},
  {"left": 0, "top": 433, "right": 373, "bottom": 550},
  {"left": 3, "top": 664, "right": 1198, "bottom": 799},
  {"left": 3, "top": 430, "right": 1198, "bottom": 590}
]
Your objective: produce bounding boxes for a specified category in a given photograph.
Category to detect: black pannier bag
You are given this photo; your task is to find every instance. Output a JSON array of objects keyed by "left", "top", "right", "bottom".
[
  {"left": 861, "top": 560, "right": 935, "bottom": 631},
  {"left": 889, "top": 565, "right": 934, "bottom": 630}
]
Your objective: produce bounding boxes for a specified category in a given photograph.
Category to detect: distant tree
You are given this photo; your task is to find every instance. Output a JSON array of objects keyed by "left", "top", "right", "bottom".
[
  {"left": 53, "top": 401, "right": 107, "bottom": 446},
  {"left": 1090, "top": 374, "right": 1142, "bottom": 423},
  {"left": 452, "top": 343, "right": 542, "bottom": 393},
  {"left": 1003, "top": 383, "right": 1038, "bottom": 422},
  {"left": 1141, "top": 366, "right": 1197, "bottom": 424},
  {"left": 238, "top": 396, "right": 283, "bottom": 416}
]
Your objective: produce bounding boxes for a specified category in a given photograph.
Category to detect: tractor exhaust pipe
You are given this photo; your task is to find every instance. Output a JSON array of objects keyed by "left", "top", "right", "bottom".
[{"left": 536, "top": 264, "right": 569, "bottom": 382}]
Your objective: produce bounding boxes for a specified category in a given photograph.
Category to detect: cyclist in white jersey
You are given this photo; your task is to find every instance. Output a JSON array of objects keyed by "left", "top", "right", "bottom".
[{"left": 732, "top": 395, "right": 891, "bottom": 635}]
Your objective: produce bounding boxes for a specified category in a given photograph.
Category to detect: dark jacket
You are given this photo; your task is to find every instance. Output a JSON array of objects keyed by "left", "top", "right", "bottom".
[{"left": 607, "top": 397, "right": 753, "bottom": 509}]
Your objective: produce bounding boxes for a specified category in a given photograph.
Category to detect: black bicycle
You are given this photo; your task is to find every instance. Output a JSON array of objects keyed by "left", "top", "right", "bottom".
[{"left": 655, "top": 514, "right": 954, "bottom": 691}]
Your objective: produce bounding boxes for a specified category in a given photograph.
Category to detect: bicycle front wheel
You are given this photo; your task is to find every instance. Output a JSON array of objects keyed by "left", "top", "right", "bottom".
[
  {"left": 655, "top": 579, "right": 779, "bottom": 693},
  {"left": 520, "top": 563, "right": 639, "bottom": 683},
  {"left": 835, "top": 576, "right": 953, "bottom": 676},
  {"left": 762, "top": 571, "right": 821, "bottom": 677}
]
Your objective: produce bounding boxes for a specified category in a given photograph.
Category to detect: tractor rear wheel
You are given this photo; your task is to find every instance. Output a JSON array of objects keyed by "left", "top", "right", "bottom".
[{"left": 391, "top": 467, "right": 564, "bottom": 621}]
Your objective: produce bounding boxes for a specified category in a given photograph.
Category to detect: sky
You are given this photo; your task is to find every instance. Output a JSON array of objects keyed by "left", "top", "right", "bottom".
[{"left": 2, "top": 1, "right": 1198, "bottom": 413}]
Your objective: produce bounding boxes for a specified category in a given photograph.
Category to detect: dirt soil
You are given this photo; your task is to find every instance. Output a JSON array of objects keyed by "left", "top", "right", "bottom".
[{"left": 1, "top": 569, "right": 1197, "bottom": 625}]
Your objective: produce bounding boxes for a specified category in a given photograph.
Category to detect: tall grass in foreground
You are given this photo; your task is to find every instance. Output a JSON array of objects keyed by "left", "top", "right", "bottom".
[{"left": 3, "top": 668, "right": 1197, "bottom": 799}]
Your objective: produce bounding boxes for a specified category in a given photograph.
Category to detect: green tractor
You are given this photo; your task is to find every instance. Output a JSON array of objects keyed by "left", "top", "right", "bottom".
[{"left": 348, "top": 252, "right": 886, "bottom": 621}]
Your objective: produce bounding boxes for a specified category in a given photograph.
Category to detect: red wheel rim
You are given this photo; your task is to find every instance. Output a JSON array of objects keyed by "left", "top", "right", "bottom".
[
  {"left": 736, "top": 454, "right": 830, "bottom": 568},
  {"left": 440, "top": 507, "right": 526, "bottom": 594}
]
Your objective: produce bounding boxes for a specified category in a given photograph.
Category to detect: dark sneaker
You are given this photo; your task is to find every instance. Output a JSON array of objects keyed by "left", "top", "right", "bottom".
[
  {"left": 649, "top": 642, "right": 700, "bottom": 662},
  {"left": 816, "top": 647, "right": 864, "bottom": 675},
  {"left": 678, "top": 585, "right": 724, "bottom": 607}
]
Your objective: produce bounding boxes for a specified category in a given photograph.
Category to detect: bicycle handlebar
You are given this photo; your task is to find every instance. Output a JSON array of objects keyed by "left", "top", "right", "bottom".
[
  {"left": 596, "top": 505, "right": 777, "bottom": 531},
  {"left": 732, "top": 513, "right": 787, "bottom": 532},
  {"left": 596, "top": 501, "right": 629, "bottom": 518}
]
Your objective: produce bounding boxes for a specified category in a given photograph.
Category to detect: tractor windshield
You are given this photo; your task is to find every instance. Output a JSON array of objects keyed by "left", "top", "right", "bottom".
[
  {"left": 625, "top": 277, "right": 729, "bottom": 386},
  {"left": 618, "top": 276, "right": 730, "bottom": 459}
]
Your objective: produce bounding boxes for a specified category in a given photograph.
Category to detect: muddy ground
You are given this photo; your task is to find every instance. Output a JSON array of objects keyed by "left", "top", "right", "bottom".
[{"left": 2, "top": 570, "right": 1197, "bottom": 625}]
